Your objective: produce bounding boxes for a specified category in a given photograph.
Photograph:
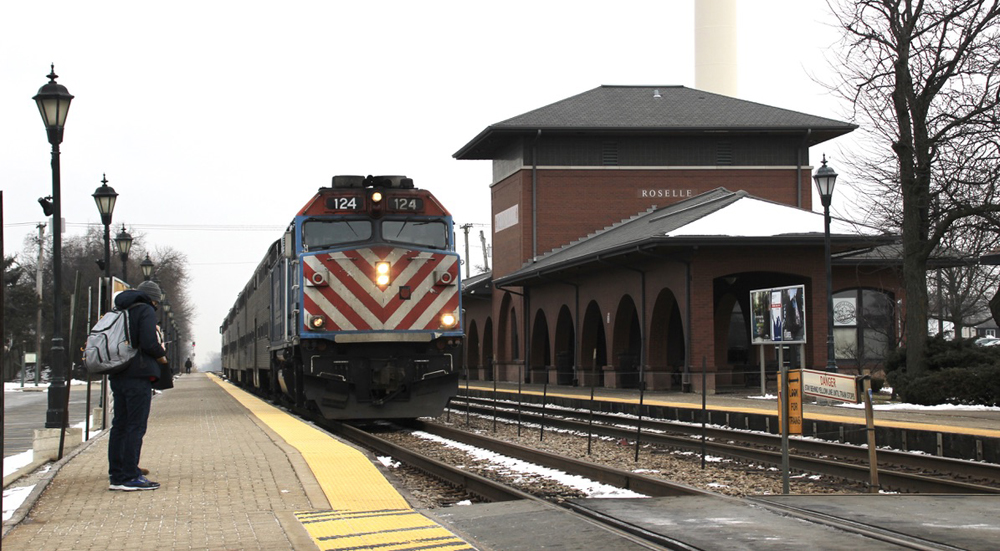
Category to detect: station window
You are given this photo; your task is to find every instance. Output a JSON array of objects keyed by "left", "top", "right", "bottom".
[{"left": 833, "top": 289, "right": 895, "bottom": 367}]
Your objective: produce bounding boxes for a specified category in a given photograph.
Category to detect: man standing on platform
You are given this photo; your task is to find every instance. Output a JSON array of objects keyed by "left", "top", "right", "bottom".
[{"left": 107, "top": 280, "right": 168, "bottom": 491}]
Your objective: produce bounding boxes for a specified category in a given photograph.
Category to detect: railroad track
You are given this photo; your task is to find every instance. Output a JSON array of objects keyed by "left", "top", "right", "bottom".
[
  {"left": 318, "top": 417, "right": 704, "bottom": 549},
  {"left": 447, "top": 395, "right": 1000, "bottom": 494},
  {"left": 316, "top": 414, "right": 980, "bottom": 550}
]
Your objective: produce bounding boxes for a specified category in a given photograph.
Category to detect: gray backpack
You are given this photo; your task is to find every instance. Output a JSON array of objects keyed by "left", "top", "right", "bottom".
[{"left": 83, "top": 304, "right": 140, "bottom": 375}]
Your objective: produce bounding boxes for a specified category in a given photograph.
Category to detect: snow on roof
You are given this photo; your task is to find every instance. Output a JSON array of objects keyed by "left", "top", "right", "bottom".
[{"left": 665, "top": 195, "right": 882, "bottom": 238}]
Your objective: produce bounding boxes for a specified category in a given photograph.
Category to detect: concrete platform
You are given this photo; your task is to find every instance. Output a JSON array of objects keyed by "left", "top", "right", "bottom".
[
  {"left": 753, "top": 494, "right": 1000, "bottom": 551},
  {"left": 567, "top": 494, "right": 1000, "bottom": 550},
  {"left": 425, "top": 499, "right": 656, "bottom": 550}
]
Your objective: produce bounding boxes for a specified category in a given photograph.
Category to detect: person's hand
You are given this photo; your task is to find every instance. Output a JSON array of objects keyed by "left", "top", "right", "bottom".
[{"left": 157, "top": 356, "right": 169, "bottom": 365}]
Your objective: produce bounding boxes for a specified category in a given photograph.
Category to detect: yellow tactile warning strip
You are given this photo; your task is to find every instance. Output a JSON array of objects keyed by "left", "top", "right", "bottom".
[
  {"left": 297, "top": 509, "right": 474, "bottom": 551},
  {"left": 209, "top": 374, "right": 474, "bottom": 551},
  {"left": 466, "top": 383, "right": 1000, "bottom": 439}
]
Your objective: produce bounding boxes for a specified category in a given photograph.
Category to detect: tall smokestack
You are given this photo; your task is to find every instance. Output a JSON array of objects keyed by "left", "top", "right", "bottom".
[{"left": 695, "top": 0, "right": 737, "bottom": 97}]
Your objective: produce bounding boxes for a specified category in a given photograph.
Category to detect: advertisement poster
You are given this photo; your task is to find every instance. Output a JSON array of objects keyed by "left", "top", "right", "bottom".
[
  {"left": 750, "top": 285, "right": 807, "bottom": 345},
  {"left": 782, "top": 287, "right": 805, "bottom": 342},
  {"left": 751, "top": 289, "right": 771, "bottom": 342},
  {"left": 770, "top": 290, "right": 783, "bottom": 342}
]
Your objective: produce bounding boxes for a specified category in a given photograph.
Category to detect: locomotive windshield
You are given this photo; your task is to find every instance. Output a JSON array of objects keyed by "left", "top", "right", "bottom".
[
  {"left": 383, "top": 219, "right": 448, "bottom": 249},
  {"left": 302, "top": 220, "right": 373, "bottom": 250},
  {"left": 302, "top": 218, "right": 448, "bottom": 250}
]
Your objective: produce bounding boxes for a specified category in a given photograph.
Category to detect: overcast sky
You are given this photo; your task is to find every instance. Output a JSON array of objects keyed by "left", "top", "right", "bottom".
[{"left": 1, "top": 1, "right": 854, "bottom": 364}]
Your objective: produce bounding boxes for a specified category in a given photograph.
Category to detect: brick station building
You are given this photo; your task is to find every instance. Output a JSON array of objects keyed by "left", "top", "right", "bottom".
[{"left": 455, "top": 85, "right": 903, "bottom": 393}]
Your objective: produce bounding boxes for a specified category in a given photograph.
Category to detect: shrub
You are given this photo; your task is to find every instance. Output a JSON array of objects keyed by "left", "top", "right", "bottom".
[
  {"left": 885, "top": 337, "right": 1000, "bottom": 405},
  {"left": 892, "top": 366, "right": 1000, "bottom": 406}
]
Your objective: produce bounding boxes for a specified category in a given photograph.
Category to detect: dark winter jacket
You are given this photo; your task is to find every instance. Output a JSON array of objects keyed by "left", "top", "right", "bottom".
[{"left": 111, "top": 290, "right": 167, "bottom": 380}]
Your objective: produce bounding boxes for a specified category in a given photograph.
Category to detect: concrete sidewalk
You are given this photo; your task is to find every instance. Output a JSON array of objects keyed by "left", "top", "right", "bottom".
[{"left": 2, "top": 373, "right": 321, "bottom": 550}]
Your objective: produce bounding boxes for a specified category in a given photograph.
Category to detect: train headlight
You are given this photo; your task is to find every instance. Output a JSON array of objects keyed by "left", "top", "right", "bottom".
[
  {"left": 440, "top": 312, "right": 458, "bottom": 329},
  {"left": 309, "top": 315, "right": 326, "bottom": 330},
  {"left": 375, "top": 261, "right": 391, "bottom": 287},
  {"left": 371, "top": 191, "right": 383, "bottom": 203}
]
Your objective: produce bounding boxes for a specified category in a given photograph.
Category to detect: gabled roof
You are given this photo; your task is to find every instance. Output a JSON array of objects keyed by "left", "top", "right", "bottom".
[
  {"left": 461, "top": 270, "right": 493, "bottom": 298},
  {"left": 493, "top": 188, "right": 896, "bottom": 287},
  {"left": 455, "top": 85, "right": 857, "bottom": 159}
]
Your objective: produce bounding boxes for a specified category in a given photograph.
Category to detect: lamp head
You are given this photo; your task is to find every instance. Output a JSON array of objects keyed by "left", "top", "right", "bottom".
[
  {"left": 115, "top": 225, "right": 133, "bottom": 256},
  {"left": 92, "top": 174, "right": 118, "bottom": 225},
  {"left": 140, "top": 254, "right": 154, "bottom": 280},
  {"left": 33, "top": 64, "right": 73, "bottom": 145},
  {"left": 812, "top": 154, "right": 838, "bottom": 207}
]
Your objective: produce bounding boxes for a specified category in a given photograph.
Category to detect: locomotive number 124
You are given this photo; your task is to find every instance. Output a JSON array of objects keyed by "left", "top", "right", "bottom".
[
  {"left": 326, "top": 196, "right": 359, "bottom": 210},
  {"left": 390, "top": 197, "right": 424, "bottom": 211}
]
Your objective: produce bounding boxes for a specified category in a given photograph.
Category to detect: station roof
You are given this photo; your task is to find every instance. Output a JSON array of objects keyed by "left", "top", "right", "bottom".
[
  {"left": 493, "top": 188, "right": 897, "bottom": 287},
  {"left": 454, "top": 85, "right": 857, "bottom": 160},
  {"left": 461, "top": 270, "right": 493, "bottom": 298}
]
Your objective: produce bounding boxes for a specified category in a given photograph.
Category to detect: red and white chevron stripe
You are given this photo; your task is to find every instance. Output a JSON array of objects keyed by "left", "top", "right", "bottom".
[{"left": 302, "top": 246, "right": 459, "bottom": 332}]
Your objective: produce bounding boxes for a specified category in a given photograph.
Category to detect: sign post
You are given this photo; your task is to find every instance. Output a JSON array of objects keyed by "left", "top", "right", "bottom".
[
  {"left": 801, "top": 368, "right": 878, "bottom": 491},
  {"left": 861, "top": 377, "right": 879, "bottom": 492},
  {"left": 751, "top": 284, "right": 806, "bottom": 494}
]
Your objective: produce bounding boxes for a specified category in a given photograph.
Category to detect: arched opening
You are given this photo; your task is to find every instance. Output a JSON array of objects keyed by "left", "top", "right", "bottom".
[
  {"left": 530, "top": 309, "right": 551, "bottom": 383},
  {"left": 498, "top": 293, "right": 513, "bottom": 362},
  {"left": 483, "top": 317, "right": 494, "bottom": 381},
  {"left": 650, "top": 288, "right": 685, "bottom": 388},
  {"left": 714, "top": 290, "right": 751, "bottom": 387},
  {"left": 580, "top": 300, "right": 607, "bottom": 386},
  {"left": 466, "top": 319, "right": 480, "bottom": 378},
  {"left": 554, "top": 305, "right": 576, "bottom": 385},
  {"left": 612, "top": 295, "right": 642, "bottom": 389}
]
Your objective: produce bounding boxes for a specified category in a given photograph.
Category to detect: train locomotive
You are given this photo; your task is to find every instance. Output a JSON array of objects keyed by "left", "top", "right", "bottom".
[{"left": 221, "top": 175, "right": 463, "bottom": 419}]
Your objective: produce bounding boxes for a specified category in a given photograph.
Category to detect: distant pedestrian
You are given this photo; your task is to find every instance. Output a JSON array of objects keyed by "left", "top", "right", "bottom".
[
  {"left": 185, "top": 357, "right": 192, "bottom": 374},
  {"left": 107, "top": 280, "right": 168, "bottom": 491}
]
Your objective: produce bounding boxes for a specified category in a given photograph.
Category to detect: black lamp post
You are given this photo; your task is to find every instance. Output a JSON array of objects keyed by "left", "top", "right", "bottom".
[
  {"left": 140, "top": 254, "right": 154, "bottom": 281},
  {"left": 93, "top": 175, "right": 118, "bottom": 314},
  {"left": 115, "top": 225, "right": 133, "bottom": 285},
  {"left": 34, "top": 65, "right": 73, "bottom": 429},
  {"left": 813, "top": 155, "right": 839, "bottom": 373}
]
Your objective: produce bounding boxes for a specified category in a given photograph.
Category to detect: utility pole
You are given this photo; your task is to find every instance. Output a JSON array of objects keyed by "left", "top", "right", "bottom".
[
  {"left": 460, "top": 224, "right": 472, "bottom": 278},
  {"left": 35, "top": 223, "right": 45, "bottom": 384},
  {"left": 479, "top": 230, "right": 490, "bottom": 272}
]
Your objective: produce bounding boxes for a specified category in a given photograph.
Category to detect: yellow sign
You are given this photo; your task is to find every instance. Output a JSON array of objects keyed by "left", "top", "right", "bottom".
[
  {"left": 111, "top": 277, "right": 131, "bottom": 301},
  {"left": 779, "top": 370, "right": 803, "bottom": 435}
]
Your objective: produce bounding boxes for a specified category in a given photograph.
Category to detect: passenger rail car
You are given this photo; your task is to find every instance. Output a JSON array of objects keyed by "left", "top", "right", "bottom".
[{"left": 221, "top": 175, "right": 463, "bottom": 419}]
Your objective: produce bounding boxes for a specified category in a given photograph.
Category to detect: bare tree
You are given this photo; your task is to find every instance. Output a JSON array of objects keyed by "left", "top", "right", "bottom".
[
  {"left": 829, "top": 0, "right": 1000, "bottom": 376},
  {"left": 930, "top": 260, "right": 1000, "bottom": 337},
  {"left": 11, "top": 225, "right": 194, "bottom": 370}
]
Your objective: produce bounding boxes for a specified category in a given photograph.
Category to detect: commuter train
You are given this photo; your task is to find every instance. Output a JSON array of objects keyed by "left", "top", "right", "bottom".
[{"left": 220, "top": 175, "right": 463, "bottom": 419}]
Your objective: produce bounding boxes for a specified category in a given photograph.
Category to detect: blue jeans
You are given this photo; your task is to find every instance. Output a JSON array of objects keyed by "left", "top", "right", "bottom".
[{"left": 108, "top": 376, "right": 153, "bottom": 484}]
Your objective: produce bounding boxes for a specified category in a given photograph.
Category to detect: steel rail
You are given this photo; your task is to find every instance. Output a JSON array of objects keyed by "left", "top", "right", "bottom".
[
  {"left": 300, "top": 405, "right": 967, "bottom": 549},
  {"left": 404, "top": 419, "right": 713, "bottom": 498},
  {"left": 380, "top": 418, "right": 970, "bottom": 551},
  {"left": 457, "top": 395, "right": 1000, "bottom": 483},
  {"left": 449, "top": 399, "right": 1000, "bottom": 494},
  {"left": 318, "top": 419, "right": 682, "bottom": 550},
  {"left": 320, "top": 419, "right": 534, "bottom": 503}
]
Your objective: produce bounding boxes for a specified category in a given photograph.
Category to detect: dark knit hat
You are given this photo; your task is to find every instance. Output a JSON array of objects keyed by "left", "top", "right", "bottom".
[{"left": 137, "top": 280, "right": 162, "bottom": 302}]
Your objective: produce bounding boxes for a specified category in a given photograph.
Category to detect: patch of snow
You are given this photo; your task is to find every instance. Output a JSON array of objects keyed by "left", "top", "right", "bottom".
[
  {"left": 411, "top": 431, "right": 646, "bottom": 499},
  {"left": 2, "top": 485, "right": 34, "bottom": 521}
]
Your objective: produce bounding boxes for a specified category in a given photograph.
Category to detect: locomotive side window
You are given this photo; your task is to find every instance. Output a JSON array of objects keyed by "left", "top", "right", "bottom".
[
  {"left": 382, "top": 220, "right": 447, "bottom": 249},
  {"left": 302, "top": 219, "right": 373, "bottom": 250}
]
